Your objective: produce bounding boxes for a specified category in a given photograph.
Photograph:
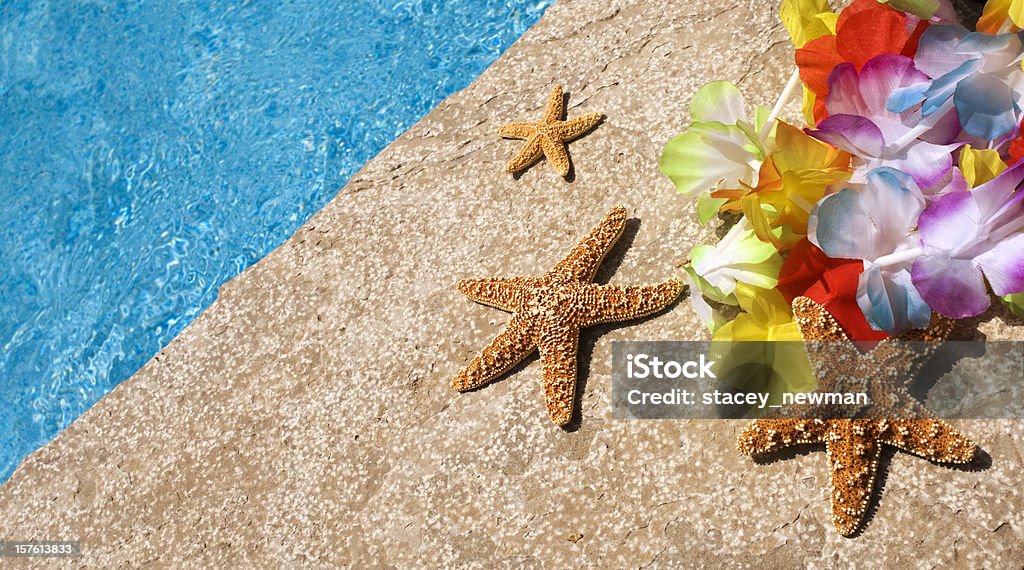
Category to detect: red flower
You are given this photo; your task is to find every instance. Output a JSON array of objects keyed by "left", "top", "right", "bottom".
[
  {"left": 1008, "top": 118, "right": 1024, "bottom": 165},
  {"left": 795, "top": 0, "right": 929, "bottom": 124},
  {"left": 777, "top": 239, "right": 890, "bottom": 346}
]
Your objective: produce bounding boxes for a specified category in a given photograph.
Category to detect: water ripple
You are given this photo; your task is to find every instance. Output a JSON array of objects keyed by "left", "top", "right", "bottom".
[{"left": 0, "top": 0, "right": 553, "bottom": 481}]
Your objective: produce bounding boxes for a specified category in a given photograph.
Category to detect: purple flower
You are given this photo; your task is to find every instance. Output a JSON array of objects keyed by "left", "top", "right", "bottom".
[
  {"left": 889, "top": 25, "right": 1024, "bottom": 140},
  {"left": 912, "top": 161, "right": 1024, "bottom": 317},
  {"left": 809, "top": 167, "right": 932, "bottom": 334},
  {"left": 808, "top": 54, "right": 960, "bottom": 191}
]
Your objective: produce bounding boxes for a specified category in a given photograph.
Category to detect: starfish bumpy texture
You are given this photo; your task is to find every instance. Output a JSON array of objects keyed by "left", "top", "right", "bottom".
[
  {"left": 498, "top": 84, "right": 603, "bottom": 177},
  {"left": 738, "top": 297, "right": 978, "bottom": 536},
  {"left": 451, "top": 207, "right": 682, "bottom": 426}
]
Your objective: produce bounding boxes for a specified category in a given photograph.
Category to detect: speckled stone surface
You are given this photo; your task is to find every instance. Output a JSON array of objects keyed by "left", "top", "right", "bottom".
[{"left": 2, "top": 0, "right": 1023, "bottom": 567}]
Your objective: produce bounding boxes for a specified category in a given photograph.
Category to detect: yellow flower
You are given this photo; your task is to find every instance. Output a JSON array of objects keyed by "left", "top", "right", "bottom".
[
  {"left": 779, "top": 0, "right": 836, "bottom": 48},
  {"left": 978, "top": 0, "right": 1024, "bottom": 34},
  {"left": 710, "top": 284, "right": 818, "bottom": 412},
  {"left": 712, "top": 122, "right": 851, "bottom": 250},
  {"left": 959, "top": 144, "right": 1008, "bottom": 187}
]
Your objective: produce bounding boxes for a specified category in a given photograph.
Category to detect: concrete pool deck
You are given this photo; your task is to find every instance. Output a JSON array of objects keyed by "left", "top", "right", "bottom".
[{"left": 2, "top": 0, "right": 1023, "bottom": 566}]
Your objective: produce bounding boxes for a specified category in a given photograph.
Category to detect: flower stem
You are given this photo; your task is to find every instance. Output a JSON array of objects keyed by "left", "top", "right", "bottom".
[
  {"left": 759, "top": 69, "right": 803, "bottom": 142},
  {"left": 889, "top": 99, "right": 955, "bottom": 151},
  {"left": 874, "top": 246, "right": 923, "bottom": 268},
  {"left": 991, "top": 215, "right": 1024, "bottom": 243}
]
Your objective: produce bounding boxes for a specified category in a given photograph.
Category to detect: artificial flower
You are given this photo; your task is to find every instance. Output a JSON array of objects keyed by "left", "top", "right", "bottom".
[
  {"left": 714, "top": 283, "right": 802, "bottom": 341},
  {"left": 959, "top": 144, "right": 1008, "bottom": 186},
  {"left": 888, "top": 24, "right": 1024, "bottom": 139},
  {"left": 685, "top": 217, "right": 783, "bottom": 303},
  {"left": 779, "top": 0, "right": 837, "bottom": 48},
  {"left": 683, "top": 270, "right": 727, "bottom": 333},
  {"left": 660, "top": 81, "right": 772, "bottom": 222},
  {"left": 977, "top": 0, "right": 1024, "bottom": 34},
  {"left": 710, "top": 283, "right": 818, "bottom": 411},
  {"left": 879, "top": 0, "right": 953, "bottom": 20},
  {"left": 794, "top": 0, "right": 930, "bottom": 123},
  {"left": 1000, "top": 291, "right": 1024, "bottom": 317},
  {"left": 809, "top": 167, "right": 933, "bottom": 333},
  {"left": 912, "top": 161, "right": 1024, "bottom": 317},
  {"left": 778, "top": 0, "right": 839, "bottom": 124},
  {"left": 809, "top": 54, "right": 959, "bottom": 189},
  {"left": 712, "top": 121, "right": 851, "bottom": 249},
  {"left": 670, "top": 0, "right": 1024, "bottom": 350},
  {"left": 777, "top": 239, "right": 891, "bottom": 343}
]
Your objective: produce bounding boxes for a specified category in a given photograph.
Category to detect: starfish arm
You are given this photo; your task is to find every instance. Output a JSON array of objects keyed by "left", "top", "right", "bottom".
[
  {"left": 556, "top": 112, "right": 603, "bottom": 141},
  {"left": 452, "top": 317, "right": 537, "bottom": 392},
  {"left": 876, "top": 419, "right": 977, "bottom": 463},
  {"left": 791, "top": 296, "right": 870, "bottom": 393},
  {"left": 775, "top": 400, "right": 850, "bottom": 420},
  {"left": 576, "top": 281, "right": 683, "bottom": 327},
  {"left": 543, "top": 84, "right": 565, "bottom": 124},
  {"left": 737, "top": 418, "right": 830, "bottom": 456},
  {"left": 861, "top": 386, "right": 934, "bottom": 420},
  {"left": 457, "top": 277, "right": 537, "bottom": 312},
  {"left": 863, "top": 311, "right": 954, "bottom": 375},
  {"left": 826, "top": 420, "right": 883, "bottom": 536},
  {"left": 538, "top": 326, "right": 580, "bottom": 426},
  {"left": 539, "top": 134, "right": 571, "bottom": 177},
  {"left": 498, "top": 122, "right": 537, "bottom": 140},
  {"left": 506, "top": 135, "right": 544, "bottom": 174},
  {"left": 549, "top": 207, "right": 627, "bottom": 282},
  {"left": 792, "top": 296, "right": 858, "bottom": 342}
]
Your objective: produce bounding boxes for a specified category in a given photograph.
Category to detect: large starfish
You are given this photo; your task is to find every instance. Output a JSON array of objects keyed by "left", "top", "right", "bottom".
[
  {"left": 738, "top": 297, "right": 978, "bottom": 536},
  {"left": 498, "top": 84, "right": 603, "bottom": 178},
  {"left": 451, "top": 207, "right": 682, "bottom": 426}
]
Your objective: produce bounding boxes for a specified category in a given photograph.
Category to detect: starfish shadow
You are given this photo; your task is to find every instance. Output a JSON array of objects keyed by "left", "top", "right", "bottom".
[
  {"left": 750, "top": 441, "right": 992, "bottom": 537},
  {"left": 560, "top": 89, "right": 578, "bottom": 184},
  {"left": 850, "top": 446, "right": 992, "bottom": 538},
  {"left": 561, "top": 217, "right": 683, "bottom": 432},
  {"left": 980, "top": 300, "right": 1024, "bottom": 327},
  {"left": 909, "top": 339, "right": 988, "bottom": 401},
  {"left": 750, "top": 442, "right": 823, "bottom": 466}
]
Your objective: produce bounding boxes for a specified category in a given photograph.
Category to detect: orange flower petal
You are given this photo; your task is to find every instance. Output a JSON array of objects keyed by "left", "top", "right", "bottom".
[
  {"left": 836, "top": 8, "right": 908, "bottom": 70},
  {"left": 796, "top": 34, "right": 843, "bottom": 96}
]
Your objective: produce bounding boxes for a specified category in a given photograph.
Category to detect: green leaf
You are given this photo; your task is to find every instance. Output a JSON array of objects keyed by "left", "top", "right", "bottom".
[
  {"left": 689, "top": 218, "right": 783, "bottom": 297},
  {"left": 881, "top": 0, "right": 940, "bottom": 19},
  {"left": 697, "top": 194, "right": 728, "bottom": 224},
  {"left": 1000, "top": 293, "right": 1024, "bottom": 318},
  {"left": 690, "top": 81, "right": 747, "bottom": 124},
  {"left": 659, "top": 123, "right": 761, "bottom": 196}
]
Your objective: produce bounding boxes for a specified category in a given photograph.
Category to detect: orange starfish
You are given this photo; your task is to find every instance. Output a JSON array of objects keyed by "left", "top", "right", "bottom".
[
  {"left": 452, "top": 207, "right": 682, "bottom": 426},
  {"left": 738, "top": 297, "right": 977, "bottom": 536},
  {"left": 498, "top": 84, "right": 602, "bottom": 178}
]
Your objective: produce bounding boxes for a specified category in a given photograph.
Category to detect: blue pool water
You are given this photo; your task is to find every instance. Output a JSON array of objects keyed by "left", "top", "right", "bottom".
[{"left": 0, "top": 0, "right": 552, "bottom": 481}]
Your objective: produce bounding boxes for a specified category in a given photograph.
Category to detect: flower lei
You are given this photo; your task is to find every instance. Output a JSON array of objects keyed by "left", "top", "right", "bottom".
[{"left": 662, "top": 0, "right": 1024, "bottom": 366}]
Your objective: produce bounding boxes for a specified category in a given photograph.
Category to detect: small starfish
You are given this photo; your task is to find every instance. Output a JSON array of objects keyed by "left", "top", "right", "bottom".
[
  {"left": 738, "top": 297, "right": 978, "bottom": 536},
  {"left": 498, "top": 84, "right": 603, "bottom": 178},
  {"left": 451, "top": 207, "right": 682, "bottom": 426}
]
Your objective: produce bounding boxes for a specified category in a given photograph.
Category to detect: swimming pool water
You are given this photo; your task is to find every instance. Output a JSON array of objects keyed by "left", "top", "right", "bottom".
[{"left": 0, "top": 0, "right": 553, "bottom": 482}]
